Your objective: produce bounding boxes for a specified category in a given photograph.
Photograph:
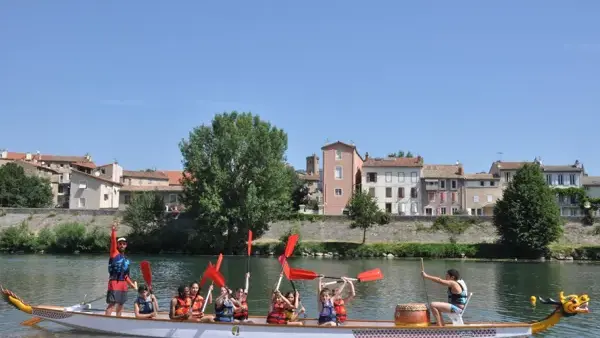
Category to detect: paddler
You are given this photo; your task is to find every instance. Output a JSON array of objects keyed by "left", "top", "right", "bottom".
[
  {"left": 330, "top": 277, "right": 355, "bottom": 325},
  {"left": 233, "top": 273, "right": 252, "bottom": 323},
  {"left": 169, "top": 285, "right": 192, "bottom": 320},
  {"left": 105, "top": 221, "right": 138, "bottom": 317},
  {"left": 214, "top": 287, "right": 238, "bottom": 322},
  {"left": 421, "top": 268, "right": 468, "bottom": 326},
  {"left": 133, "top": 285, "right": 159, "bottom": 319},
  {"left": 189, "top": 282, "right": 214, "bottom": 322}
]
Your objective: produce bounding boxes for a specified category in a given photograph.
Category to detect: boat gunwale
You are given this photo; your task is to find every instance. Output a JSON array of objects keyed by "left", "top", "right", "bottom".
[{"left": 33, "top": 304, "right": 534, "bottom": 330}]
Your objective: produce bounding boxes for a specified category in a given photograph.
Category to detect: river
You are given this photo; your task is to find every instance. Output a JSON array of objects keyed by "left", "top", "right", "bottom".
[{"left": 0, "top": 254, "right": 597, "bottom": 337}]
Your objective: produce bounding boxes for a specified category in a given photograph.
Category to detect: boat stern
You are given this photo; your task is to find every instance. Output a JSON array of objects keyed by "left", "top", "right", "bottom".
[{"left": 0, "top": 285, "right": 33, "bottom": 314}]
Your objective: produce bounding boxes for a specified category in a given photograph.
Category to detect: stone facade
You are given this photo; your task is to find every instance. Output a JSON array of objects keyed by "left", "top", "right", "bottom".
[{"left": 0, "top": 208, "right": 597, "bottom": 246}]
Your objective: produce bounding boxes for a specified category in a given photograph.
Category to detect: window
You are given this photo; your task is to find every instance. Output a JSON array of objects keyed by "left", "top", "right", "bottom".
[
  {"left": 79, "top": 180, "right": 87, "bottom": 189},
  {"left": 451, "top": 192, "right": 457, "bottom": 203},
  {"left": 335, "top": 166, "right": 343, "bottom": 179},
  {"left": 439, "top": 180, "right": 446, "bottom": 189},
  {"left": 59, "top": 174, "right": 64, "bottom": 183},
  {"left": 473, "top": 195, "right": 479, "bottom": 203},
  {"left": 428, "top": 192, "right": 436, "bottom": 202},
  {"left": 546, "top": 174, "right": 552, "bottom": 185},
  {"left": 411, "top": 172, "right": 418, "bottom": 183},
  {"left": 385, "top": 203, "right": 392, "bottom": 213},
  {"left": 398, "top": 187, "right": 405, "bottom": 198},
  {"left": 440, "top": 192, "right": 446, "bottom": 203},
  {"left": 385, "top": 172, "right": 392, "bottom": 182},
  {"left": 101, "top": 169, "right": 106, "bottom": 174},
  {"left": 477, "top": 209, "right": 482, "bottom": 216},
  {"left": 386, "top": 187, "right": 392, "bottom": 198},
  {"left": 570, "top": 208, "right": 578, "bottom": 216},
  {"left": 367, "top": 172, "right": 377, "bottom": 182},
  {"left": 490, "top": 181, "right": 495, "bottom": 186},
  {"left": 368, "top": 187, "right": 375, "bottom": 196},
  {"left": 480, "top": 181, "right": 485, "bottom": 187},
  {"left": 558, "top": 174, "right": 564, "bottom": 185},
  {"left": 451, "top": 180, "right": 457, "bottom": 189},
  {"left": 569, "top": 174, "right": 576, "bottom": 185},
  {"left": 570, "top": 195, "right": 577, "bottom": 205},
  {"left": 104, "top": 194, "right": 109, "bottom": 201},
  {"left": 505, "top": 172, "right": 510, "bottom": 181},
  {"left": 58, "top": 185, "right": 64, "bottom": 194},
  {"left": 425, "top": 208, "right": 433, "bottom": 216},
  {"left": 124, "top": 194, "right": 131, "bottom": 204},
  {"left": 452, "top": 207, "right": 459, "bottom": 215},
  {"left": 334, "top": 188, "right": 343, "bottom": 196},
  {"left": 440, "top": 207, "right": 447, "bottom": 215},
  {"left": 487, "top": 195, "right": 493, "bottom": 203},
  {"left": 335, "top": 150, "right": 342, "bottom": 160},
  {"left": 78, "top": 198, "right": 86, "bottom": 208},
  {"left": 410, "top": 187, "right": 418, "bottom": 198},
  {"left": 398, "top": 172, "right": 405, "bottom": 182},
  {"left": 169, "top": 194, "right": 178, "bottom": 203}
]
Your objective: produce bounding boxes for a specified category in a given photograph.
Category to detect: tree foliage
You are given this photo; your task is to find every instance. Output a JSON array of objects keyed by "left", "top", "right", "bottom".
[
  {"left": 387, "top": 150, "right": 414, "bottom": 158},
  {"left": 288, "top": 167, "right": 309, "bottom": 212},
  {"left": 123, "top": 191, "right": 167, "bottom": 236},
  {"left": 493, "top": 163, "right": 563, "bottom": 258},
  {"left": 0, "top": 163, "right": 53, "bottom": 208},
  {"left": 179, "top": 112, "right": 293, "bottom": 253},
  {"left": 346, "top": 189, "right": 390, "bottom": 244}
]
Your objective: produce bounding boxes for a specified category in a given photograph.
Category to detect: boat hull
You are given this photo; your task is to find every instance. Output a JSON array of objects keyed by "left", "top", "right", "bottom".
[{"left": 28, "top": 305, "right": 532, "bottom": 338}]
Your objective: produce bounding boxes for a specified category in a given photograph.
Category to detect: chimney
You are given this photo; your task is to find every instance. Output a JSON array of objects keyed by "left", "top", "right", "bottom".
[
  {"left": 25, "top": 152, "right": 32, "bottom": 161},
  {"left": 0, "top": 149, "right": 6, "bottom": 159},
  {"left": 417, "top": 155, "right": 422, "bottom": 163},
  {"left": 457, "top": 166, "right": 464, "bottom": 175},
  {"left": 574, "top": 160, "right": 581, "bottom": 168},
  {"left": 365, "top": 152, "right": 369, "bottom": 161}
]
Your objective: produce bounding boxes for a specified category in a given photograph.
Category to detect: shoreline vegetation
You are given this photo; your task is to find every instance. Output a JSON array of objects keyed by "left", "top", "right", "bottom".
[{"left": 1, "top": 221, "right": 599, "bottom": 261}]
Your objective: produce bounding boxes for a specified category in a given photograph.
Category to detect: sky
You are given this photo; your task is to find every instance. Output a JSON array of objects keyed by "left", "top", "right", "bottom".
[{"left": 1, "top": 1, "right": 599, "bottom": 174}]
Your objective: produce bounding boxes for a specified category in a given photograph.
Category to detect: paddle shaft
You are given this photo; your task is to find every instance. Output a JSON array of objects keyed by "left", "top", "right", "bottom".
[{"left": 421, "top": 258, "right": 431, "bottom": 307}]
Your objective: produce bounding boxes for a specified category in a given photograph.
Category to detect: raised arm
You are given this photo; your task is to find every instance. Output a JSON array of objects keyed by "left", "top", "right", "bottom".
[
  {"left": 422, "top": 272, "right": 454, "bottom": 287},
  {"left": 109, "top": 222, "right": 118, "bottom": 258},
  {"left": 244, "top": 272, "right": 250, "bottom": 294},
  {"left": 343, "top": 278, "right": 356, "bottom": 303}
]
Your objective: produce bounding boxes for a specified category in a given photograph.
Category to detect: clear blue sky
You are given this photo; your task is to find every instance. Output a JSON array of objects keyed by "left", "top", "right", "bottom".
[{"left": 1, "top": 1, "right": 599, "bottom": 174}]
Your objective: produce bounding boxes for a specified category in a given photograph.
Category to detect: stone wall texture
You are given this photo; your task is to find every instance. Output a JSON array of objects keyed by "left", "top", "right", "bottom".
[{"left": 0, "top": 208, "right": 597, "bottom": 245}]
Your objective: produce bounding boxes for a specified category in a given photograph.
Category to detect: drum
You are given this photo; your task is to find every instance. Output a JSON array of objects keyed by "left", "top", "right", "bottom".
[{"left": 394, "top": 303, "right": 430, "bottom": 326}]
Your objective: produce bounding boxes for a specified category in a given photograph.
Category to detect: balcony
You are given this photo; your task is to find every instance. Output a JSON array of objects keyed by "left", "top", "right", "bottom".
[{"left": 425, "top": 180, "right": 439, "bottom": 191}]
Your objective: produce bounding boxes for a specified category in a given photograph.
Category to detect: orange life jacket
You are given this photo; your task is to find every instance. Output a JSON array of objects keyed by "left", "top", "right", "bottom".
[
  {"left": 190, "top": 295, "right": 204, "bottom": 317},
  {"left": 174, "top": 296, "right": 191, "bottom": 316},
  {"left": 334, "top": 298, "right": 347, "bottom": 323},
  {"left": 234, "top": 299, "right": 248, "bottom": 320},
  {"left": 266, "top": 301, "right": 287, "bottom": 324}
]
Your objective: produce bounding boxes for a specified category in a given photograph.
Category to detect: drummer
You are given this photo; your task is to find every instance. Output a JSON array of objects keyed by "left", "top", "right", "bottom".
[{"left": 421, "top": 268, "right": 468, "bottom": 326}]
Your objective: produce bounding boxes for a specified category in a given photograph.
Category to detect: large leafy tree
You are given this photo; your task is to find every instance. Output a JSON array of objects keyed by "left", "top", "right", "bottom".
[
  {"left": 179, "top": 112, "right": 292, "bottom": 253},
  {"left": 346, "top": 189, "right": 390, "bottom": 244},
  {"left": 123, "top": 191, "right": 166, "bottom": 236},
  {"left": 493, "top": 163, "right": 563, "bottom": 258},
  {"left": 288, "top": 167, "right": 309, "bottom": 212},
  {"left": 0, "top": 163, "right": 53, "bottom": 208}
]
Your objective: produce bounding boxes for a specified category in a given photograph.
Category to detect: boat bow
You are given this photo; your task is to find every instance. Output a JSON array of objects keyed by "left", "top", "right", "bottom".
[
  {"left": 530, "top": 291, "right": 590, "bottom": 334},
  {"left": 1, "top": 284, "right": 33, "bottom": 314}
]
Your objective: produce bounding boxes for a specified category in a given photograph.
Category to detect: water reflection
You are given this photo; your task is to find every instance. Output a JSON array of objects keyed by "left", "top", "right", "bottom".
[{"left": 0, "top": 255, "right": 599, "bottom": 337}]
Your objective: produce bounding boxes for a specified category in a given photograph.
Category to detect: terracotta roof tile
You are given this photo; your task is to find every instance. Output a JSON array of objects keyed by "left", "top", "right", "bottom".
[
  {"left": 122, "top": 170, "right": 169, "bottom": 180},
  {"left": 73, "top": 161, "right": 97, "bottom": 169},
  {"left": 464, "top": 173, "right": 498, "bottom": 180},
  {"left": 121, "top": 185, "right": 183, "bottom": 192},
  {"left": 495, "top": 161, "right": 530, "bottom": 170},
  {"left": 542, "top": 165, "right": 583, "bottom": 172},
  {"left": 363, "top": 157, "right": 423, "bottom": 168},
  {"left": 423, "top": 164, "right": 463, "bottom": 178},
  {"left": 15, "top": 160, "right": 61, "bottom": 174},
  {"left": 160, "top": 170, "right": 184, "bottom": 185},
  {"left": 321, "top": 141, "right": 357, "bottom": 150}
]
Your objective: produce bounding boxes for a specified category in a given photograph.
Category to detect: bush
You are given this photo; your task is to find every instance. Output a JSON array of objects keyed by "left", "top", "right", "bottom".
[
  {"left": 0, "top": 222, "right": 36, "bottom": 252},
  {"left": 35, "top": 226, "right": 56, "bottom": 251},
  {"left": 53, "top": 222, "right": 87, "bottom": 253}
]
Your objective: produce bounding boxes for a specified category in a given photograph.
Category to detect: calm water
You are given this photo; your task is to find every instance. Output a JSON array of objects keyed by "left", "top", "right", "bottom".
[{"left": 0, "top": 254, "right": 598, "bottom": 337}]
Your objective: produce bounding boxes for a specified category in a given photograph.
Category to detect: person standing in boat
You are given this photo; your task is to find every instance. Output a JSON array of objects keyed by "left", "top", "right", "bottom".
[
  {"left": 133, "top": 285, "right": 159, "bottom": 319},
  {"left": 105, "top": 221, "right": 137, "bottom": 317},
  {"left": 189, "top": 282, "right": 214, "bottom": 322},
  {"left": 421, "top": 268, "right": 468, "bottom": 326}
]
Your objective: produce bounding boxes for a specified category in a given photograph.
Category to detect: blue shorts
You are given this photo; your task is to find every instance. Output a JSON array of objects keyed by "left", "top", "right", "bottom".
[{"left": 450, "top": 304, "right": 464, "bottom": 314}]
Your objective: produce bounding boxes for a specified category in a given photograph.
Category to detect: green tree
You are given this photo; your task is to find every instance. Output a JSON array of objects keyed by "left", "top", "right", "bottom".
[
  {"left": 123, "top": 191, "right": 166, "bottom": 236},
  {"left": 288, "top": 167, "right": 309, "bottom": 212},
  {"left": 406, "top": 151, "right": 414, "bottom": 158},
  {"left": 397, "top": 151, "right": 405, "bottom": 157},
  {"left": 346, "top": 189, "right": 390, "bottom": 244},
  {"left": 493, "top": 163, "right": 563, "bottom": 258},
  {"left": 179, "top": 112, "right": 293, "bottom": 253},
  {"left": 0, "top": 163, "right": 53, "bottom": 208}
]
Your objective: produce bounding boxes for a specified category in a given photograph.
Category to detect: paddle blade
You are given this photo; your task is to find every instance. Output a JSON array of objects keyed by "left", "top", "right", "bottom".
[
  {"left": 140, "top": 261, "right": 152, "bottom": 287},
  {"left": 357, "top": 268, "right": 384, "bottom": 282},
  {"left": 206, "top": 265, "right": 226, "bottom": 288},
  {"left": 284, "top": 234, "right": 299, "bottom": 257},
  {"left": 216, "top": 253, "right": 224, "bottom": 271},
  {"left": 278, "top": 255, "right": 291, "bottom": 279},
  {"left": 289, "top": 268, "right": 320, "bottom": 281},
  {"left": 21, "top": 317, "right": 43, "bottom": 326},
  {"left": 199, "top": 262, "right": 214, "bottom": 288},
  {"left": 247, "top": 230, "right": 253, "bottom": 256}
]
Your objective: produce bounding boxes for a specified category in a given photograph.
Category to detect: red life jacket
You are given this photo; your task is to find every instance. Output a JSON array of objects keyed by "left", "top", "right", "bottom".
[
  {"left": 334, "top": 298, "right": 347, "bottom": 323},
  {"left": 234, "top": 299, "right": 249, "bottom": 320},
  {"left": 266, "top": 301, "right": 287, "bottom": 324},
  {"left": 174, "top": 296, "right": 191, "bottom": 316},
  {"left": 190, "top": 295, "right": 204, "bottom": 318}
]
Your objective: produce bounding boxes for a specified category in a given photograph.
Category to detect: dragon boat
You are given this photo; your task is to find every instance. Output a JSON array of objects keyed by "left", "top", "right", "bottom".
[{"left": 1, "top": 285, "right": 590, "bottom": 338}]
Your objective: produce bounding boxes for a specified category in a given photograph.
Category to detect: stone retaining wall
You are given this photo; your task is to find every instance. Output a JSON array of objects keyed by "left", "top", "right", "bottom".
[{"left": 0, "top": 208, "right": 596, "bottom": 245}]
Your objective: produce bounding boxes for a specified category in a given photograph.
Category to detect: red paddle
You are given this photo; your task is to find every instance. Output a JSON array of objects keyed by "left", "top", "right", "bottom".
[
  {"left": 205, "top": 264, "right": 227, "bottom": 288},
  {"left": 275, "top": 234, "right": 299, "bottom": 291},
  {"left": 140, "top": 261, "right": 152, "bottom": 291},
  {"left": 201, "top": 254, "right": 224, "bottom": 313},
  {"left": 289, "top": 268, "right": 384, "bottom": 283},
  {"left": 245, "top": 230, "right": 253, "bottom": 294}
]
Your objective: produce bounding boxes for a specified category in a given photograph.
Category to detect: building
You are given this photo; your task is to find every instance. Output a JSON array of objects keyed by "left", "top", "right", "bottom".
[
  {"left": 121, "top": 170, "right": 170, "bottom": 186},
  {"left": 321, "top": 141, "right": 364, "bottom": 215},
  {"left": 488, "top": 161, "right": 530, "bottom": 188},
  {"left": 583, "top": 176, "right": 600, "bottom": 216},
  {"left": 463, "top": 173, "right": 502, "bottom": 216},
  {"left": 541, "top": 159, "right": 585, "bottom": 216},
  {"left": 69, "top": 170, "right": 122, "bottom": 209},
  {"left": 361, "top": 155, "right": 423, "bottom": 215},
  {"left": 119, "top": 170, "right": 185, "bottom": 211},
  {"left": 4, "top": 160, "right": 62, "bottom": 206},
  {"left": 421, "top": 164, "right": 464, "bottom": 216}
]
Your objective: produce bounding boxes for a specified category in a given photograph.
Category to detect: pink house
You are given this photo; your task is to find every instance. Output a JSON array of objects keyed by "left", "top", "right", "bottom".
[{"left": 321, "top": 141, "right": 364, "bottom": 215}]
